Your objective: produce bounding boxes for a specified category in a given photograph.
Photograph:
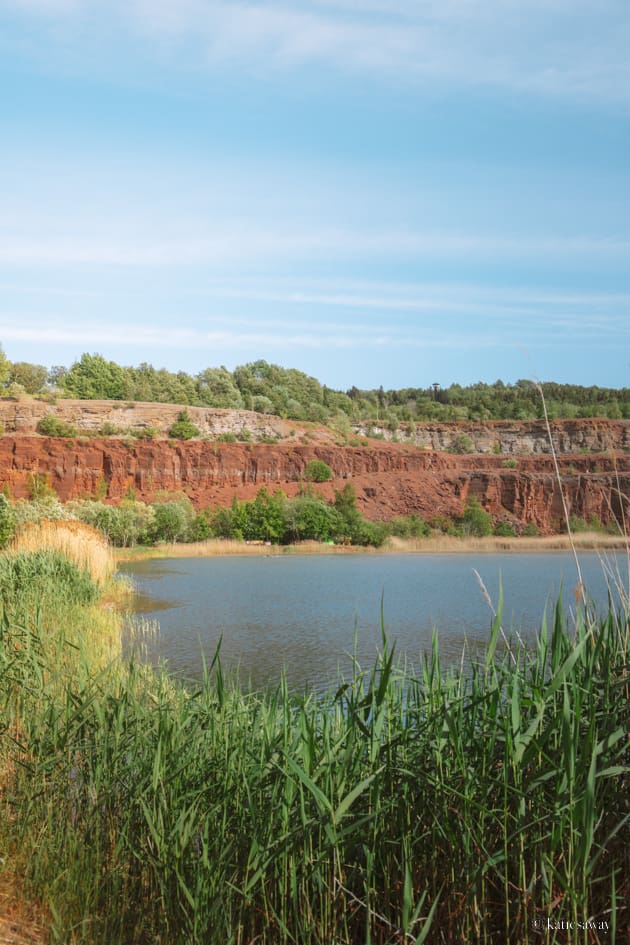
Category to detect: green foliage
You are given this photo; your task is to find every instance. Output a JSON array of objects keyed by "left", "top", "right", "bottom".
[
  {"left": 189, "top": 511, "right": 213, "bottom": 542},
  {"left": 137, "top": 425, "right": 160, "bottom": 440},
  {"left": 0, "top": 549, "right": 97, "bottom": 615},
  {"left": 27, "top": 472, "right": 56, "bottom": 500},
  {"left": 329, "top": 483, "right": 387, "bottom": 545},
  {"left": 502, "top": 457, "right": 518, "bottom": 468},
  {"left": 7, "top": 361, "right": 48, "bottom": 394},
  {"left": 0, "top": 344, "right": 10, "bottom": 388},
  {"left": 566, "top": 513, "right": 602, "bottom": 533},
  {"left": 0, "top": 493, "right": 16, "bottom": 547},
  {"left": 150, "top": 498, "right": 196, "bottom": 543},
  {"left": 59, "top": 352, "right": 131, "bottom": 400},
  {"left": 216, "top": 432, "right": 237, "bottom": 442},
  {"left": 283, "top": 494, "right": 341, "bottom": 542},
  {"left": 13, "top": 347, "right": 630, "bottom": 426},
  {"left": 36, "top": 414, "right": 78, "bottom": 437},
  {"left": 168, "top": 410, "right": 200, "bottom": 440},
  {"left": 493, "top": 520, "right": 516, "bottom": 537},
  {"left": 522, "top": 521, "right": 540, "bottom": 537},
  {"left": 389, "top": 514, "right": 431, "bottom": 539},
  {"left": 241, "top": 488, "right": 286, "bottom": 542},
  {"left": 205, "top": 484, "right": 386, "bottom": 547},
  {"left": 99, "top": 421, "right": 118, "bottom": 436},
  {"left": 3, "top": 583, "right": 628, "bottom": 945},
  {"left": 69, "top": 498, "right": 155, "bottom": 547},
  {"left": 460, "top": 496, "right": 493, "bottom": 537},
  {"left": 450, "top": 433, "right": 475, "bottom": 454},
  {"left": 303, "top": 459, "right": 333, "bottom": 482},
  {"left": 196, "top": 366, "right": 243, "bottom": 408}
]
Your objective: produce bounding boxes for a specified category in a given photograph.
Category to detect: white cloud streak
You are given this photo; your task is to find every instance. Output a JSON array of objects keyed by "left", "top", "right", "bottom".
[
  {"left": 1, "top": 227, "right": 629, "bottom": 268},
  {"left": 2, "top": 0, "right": 629, "bottom": 102}
]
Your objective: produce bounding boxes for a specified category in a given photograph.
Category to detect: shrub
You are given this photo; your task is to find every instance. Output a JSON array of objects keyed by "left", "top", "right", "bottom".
[
  {"left": 216, "top": 433, "right": 237, "bottom": 442},
  {"left": 168, "top": 410, "right": 200, "bottom": 440},
  {"left": 99, "top": 421, "right": 119, "bottom": 436},
  {"left": 70, "top": 498, "right": 156, "bottom": 547},
  {"left": 428, "top": 514, "right": 456, "bottom": 534},
  {"left": 36, "top": 414, "right": 78, "bottom": 437},
  {"left": 303, "top": 459, "right": 333, "bottom": 482},
  {"left": 461, "top": 497, "right": 493, "bottom": 537},
  {"left": 566, "top": 513, "right": 596, "bottom": 533},
  {"left": 493, "top": 521, "right": 516, "bottom": 537},
  {"left": 502, "top": 458, "right": 518, "bottom": 468},
  {"left": 136, "top": 426, "right": 159, "bottom": 440},
  {"left": 522, "top": 521, "right": 540, "bottom": 537},
  {"left": 389, "top": 514, "right": 431, "bottom": 539},
  {"left": 450, "top": 433, "right": 474, "bottom": 454}
]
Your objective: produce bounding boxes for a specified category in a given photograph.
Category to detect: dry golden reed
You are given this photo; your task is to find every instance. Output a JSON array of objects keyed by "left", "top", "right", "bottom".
[{"left": 9, "top": 519, "right": 114, "bottom": 586}]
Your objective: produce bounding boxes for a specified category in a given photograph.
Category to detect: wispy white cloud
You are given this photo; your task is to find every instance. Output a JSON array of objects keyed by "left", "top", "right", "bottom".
[
  {"left": 2, "top": 226, "right": 629, "bottom": 268},
  {"left": 2, "top": 0, "right": 629, "bottom": 102},
  {"left": 0, "top": 320, "right": 496, "bottom": 350}
]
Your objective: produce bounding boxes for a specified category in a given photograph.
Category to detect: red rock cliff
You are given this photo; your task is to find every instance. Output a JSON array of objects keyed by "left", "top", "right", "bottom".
[{"left": 1, "top": 435, "right": 628, "bottom": 534}]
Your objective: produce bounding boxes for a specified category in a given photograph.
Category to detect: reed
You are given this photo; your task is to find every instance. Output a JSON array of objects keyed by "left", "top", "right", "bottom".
[
  {"left": 1, "top": 586, "right": 628, "bottom": 944},
  {"left": 9, "top": 519, "right": 114, "bottom": 586},
  {"left": 115, "top": 532, "right": 630, "bottom": 563}
]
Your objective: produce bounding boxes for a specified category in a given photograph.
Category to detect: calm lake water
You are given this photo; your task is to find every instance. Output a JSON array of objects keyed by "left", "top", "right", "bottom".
[{"left": 120, "top": 552, "right": 628, "bottom": 693}]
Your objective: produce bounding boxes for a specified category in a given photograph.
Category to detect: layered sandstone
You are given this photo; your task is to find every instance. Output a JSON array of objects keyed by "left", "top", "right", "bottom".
[{"left": 1, "top": 398, "right": 629, "bottom": 455}]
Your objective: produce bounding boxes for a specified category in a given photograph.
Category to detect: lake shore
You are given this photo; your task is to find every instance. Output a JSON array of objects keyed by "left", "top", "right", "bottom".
[{"left": 115, "top": 531, "right": 629, "bottom": 562}]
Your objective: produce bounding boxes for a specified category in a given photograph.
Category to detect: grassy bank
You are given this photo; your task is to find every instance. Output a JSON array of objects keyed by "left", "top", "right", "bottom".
[
  {"left": 115, "top": 530, "right": 630, "bottom": 562},
  {"left": 1, "top": 527, "right": 629, "bottom": 943}
]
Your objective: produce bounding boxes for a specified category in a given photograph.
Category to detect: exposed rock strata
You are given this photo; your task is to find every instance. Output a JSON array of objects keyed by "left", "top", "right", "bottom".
[
  {"left": 1, "top": 435, "right": 628, "bottom": 534},
  {"left": 1, "top": 399, "right": 629, "bottom": 455}
]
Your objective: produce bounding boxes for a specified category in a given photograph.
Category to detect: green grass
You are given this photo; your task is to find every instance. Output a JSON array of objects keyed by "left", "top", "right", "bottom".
[{"left": 1, "top": 557, "right": 629, "bottom": 944}]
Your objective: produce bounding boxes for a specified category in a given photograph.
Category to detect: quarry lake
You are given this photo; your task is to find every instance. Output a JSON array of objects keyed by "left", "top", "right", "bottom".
[{"left": 121, "top": 552, "right": 628, "bottom": 693}]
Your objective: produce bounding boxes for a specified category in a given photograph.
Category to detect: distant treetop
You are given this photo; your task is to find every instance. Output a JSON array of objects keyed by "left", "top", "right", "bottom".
[{"left": 1, "top": 345, "right": 629, "bottom": 423}]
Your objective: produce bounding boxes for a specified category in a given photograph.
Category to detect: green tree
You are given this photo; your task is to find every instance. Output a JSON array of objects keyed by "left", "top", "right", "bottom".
[
  {"left": 59, "top": 353, "right": 131, "bottom": 400},
  {"left": 0, "top": 345, "right": 10, "bottom": 388},
  {"left": 243, "top": 488, "right": 286, "bottom": 543},
  {"left": 196, "top": 367, "right": 243, "bottom": 409},
  {"left": 461, "top": 497, "right": 493, "bottom": 537},
  {"left": 283, "top": 495, "right": 340, "bottom": 542},
  {"left": 150, "top": 499, "right": 195, "bottom": 543},
  {"left": 7, "top": 362, "right": 48, "bottom": 394}
]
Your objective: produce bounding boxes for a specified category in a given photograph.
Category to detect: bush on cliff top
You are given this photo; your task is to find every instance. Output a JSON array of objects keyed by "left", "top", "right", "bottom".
[{"left": 168, "top": 410, "right": 200, "bottom": 440}]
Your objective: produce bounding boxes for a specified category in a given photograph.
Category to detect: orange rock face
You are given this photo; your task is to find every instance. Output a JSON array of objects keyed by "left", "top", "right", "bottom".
[{"left": 0, "top": 434, "right": 628, "bottom": 534}]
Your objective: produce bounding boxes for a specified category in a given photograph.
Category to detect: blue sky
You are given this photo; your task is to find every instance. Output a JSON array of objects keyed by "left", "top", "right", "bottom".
[{"left": 1, "top": 1, "right": 629, "bottom": 391}]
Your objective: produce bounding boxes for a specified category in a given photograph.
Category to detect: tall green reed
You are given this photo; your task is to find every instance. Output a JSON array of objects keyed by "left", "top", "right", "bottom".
[{"left": 2, "top": 580, "right": 628, "bottom": 944}]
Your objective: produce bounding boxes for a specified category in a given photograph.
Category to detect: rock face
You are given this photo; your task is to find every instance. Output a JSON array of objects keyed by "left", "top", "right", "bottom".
[
  {"left": 1, "top": 398, "right": 629, "bottom": 454},
  {"left": 1, "top": 434, "right": 628, "bottom": 534},
  {"left": 358, "top": 418, "right": 630, "bottom": 455},
  {"left": 0, "top": 398, "right": 290, "bottom": 439}
]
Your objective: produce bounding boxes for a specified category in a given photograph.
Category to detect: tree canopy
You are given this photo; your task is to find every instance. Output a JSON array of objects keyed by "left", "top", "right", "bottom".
[{"left": 1, "top": 345, "right": 629, "bottom": 423}]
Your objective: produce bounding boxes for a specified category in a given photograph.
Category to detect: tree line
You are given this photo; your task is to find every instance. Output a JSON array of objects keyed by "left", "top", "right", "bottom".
[{"left": 1, "top": 346, "right": 629, "bottom": 423}]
